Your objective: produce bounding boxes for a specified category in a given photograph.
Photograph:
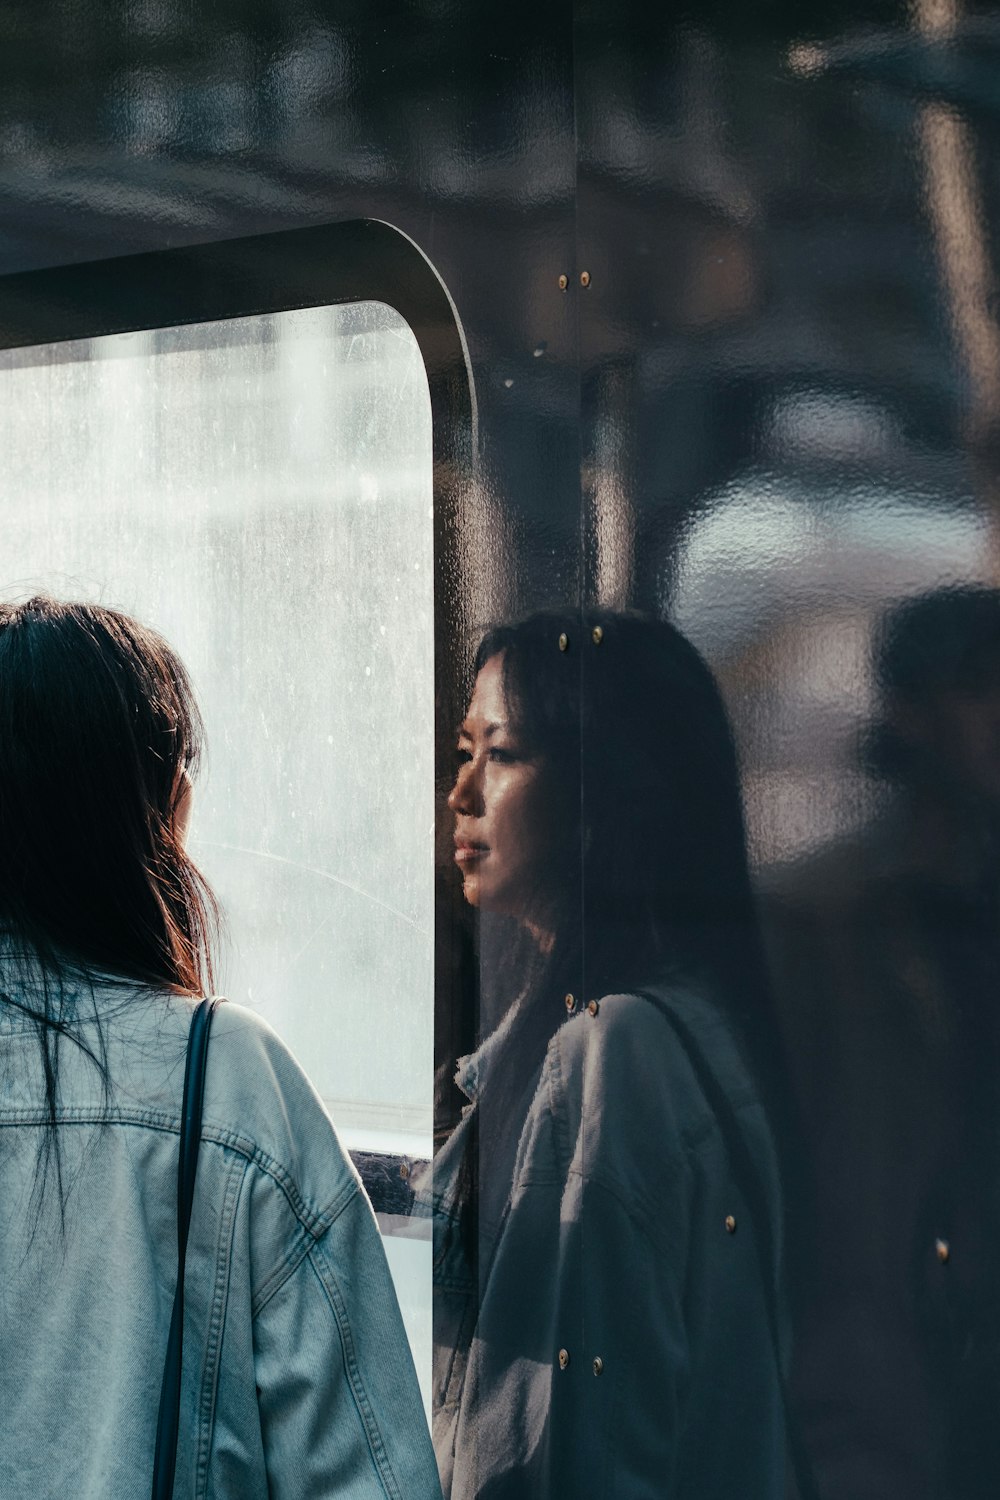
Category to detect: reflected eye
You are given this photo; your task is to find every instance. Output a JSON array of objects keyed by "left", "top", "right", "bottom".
[
  {"left": 488, "top": 746, "right": 517, "bottom": 764},
  {"left": 455, "top": 746, "right": 473, "bottom": 766}
]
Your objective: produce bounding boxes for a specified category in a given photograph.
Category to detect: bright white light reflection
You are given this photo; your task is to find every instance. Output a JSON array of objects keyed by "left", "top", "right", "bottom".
[
  {"left": 0, "top": 300, "right": 435, "bottom": 1405},
  {"left": 672, "top": 473, "right": 991, "bottom": 659},
  {"left": 0, "top": 303, "right": 434, "bottom": 1154},
  {"left": 671, "top": 471, "right": 994, "bottom": 863}
]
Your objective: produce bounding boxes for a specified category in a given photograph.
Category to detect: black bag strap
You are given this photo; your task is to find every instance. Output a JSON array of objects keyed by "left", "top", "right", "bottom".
[
  {"left": 151, "top": 996, "right": 220, "bottom": 1500},
  {"left": 634, "top": 989, "right": 821, "bottom": 1500}
]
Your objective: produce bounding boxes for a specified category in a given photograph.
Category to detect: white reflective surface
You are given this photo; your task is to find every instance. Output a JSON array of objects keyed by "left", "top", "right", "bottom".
[
  {"left": 671, "top": 468, "right": 994, "bottom": 866},
  {"left": 0, "top": 301, "right": 434, "bottom": 1393},
  {"left": 382, "top": 1228, "right": 433, "bottom": 1420}
]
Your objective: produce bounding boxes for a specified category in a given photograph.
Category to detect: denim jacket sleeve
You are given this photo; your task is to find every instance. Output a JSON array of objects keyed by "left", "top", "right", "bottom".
[
  {"left": 0, "top": 987, "right": 442, "bottom": 1500},
  {"left": 252, "top": 1187, "right": 441, "bottom": 1500},
  {"left": 197, "top": 1002, "right": 443, "bottom": 1500}
]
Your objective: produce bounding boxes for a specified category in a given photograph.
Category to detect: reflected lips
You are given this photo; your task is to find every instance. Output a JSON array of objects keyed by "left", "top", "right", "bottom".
[{"left": 454, "top": 838, "right": 489, "bottom": 864}]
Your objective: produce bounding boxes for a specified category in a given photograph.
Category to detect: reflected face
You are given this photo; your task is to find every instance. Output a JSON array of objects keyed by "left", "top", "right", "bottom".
[{"left": 448, "top": 653, "right": 554, "bottom": 922}]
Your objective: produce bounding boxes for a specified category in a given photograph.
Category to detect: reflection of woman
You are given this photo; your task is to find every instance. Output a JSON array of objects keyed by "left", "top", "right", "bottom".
[
  {"left": 0, "top": 597, "right": 440, "bottom": 1499},
  {"left": 430, "top": 609, "right": 790, "bottom": 1500}
]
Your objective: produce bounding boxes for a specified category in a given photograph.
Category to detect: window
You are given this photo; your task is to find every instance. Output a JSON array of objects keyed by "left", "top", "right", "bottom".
[{"left": 0, "top": 298, "right": 434, "bottom": 1408}]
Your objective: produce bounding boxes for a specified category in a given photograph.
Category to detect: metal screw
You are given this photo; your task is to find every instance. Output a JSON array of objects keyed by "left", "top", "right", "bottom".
[
  {"left": 593, "top": 1357, "right": 603, "bottom": 1376},
  {"left": 936, "top": 1238, "right": 950, "bottom": 1264},
  {"left": 587, "top": 999, "right": 600, "bottom": 1018},
  {"left": 592, "top": 625, "right": 604, "bottom": 645},
  {"left": 565, "top": 993, "right": 576, "bottom": 1013},
  {"left": 558, "top": 273, "right": 569, "bottom": 291},
  {"left": 580, "top": 270, "right": 591, "bottom": 287},
  {"left": 558, "top": 632, "right": 569, "bottom": 652},
  {"left": 725, "top": 1215, "right": 737, "bottom": 1234},
  {"left": 558, "top": 1348, "right": 570, "bottom": 1370}
]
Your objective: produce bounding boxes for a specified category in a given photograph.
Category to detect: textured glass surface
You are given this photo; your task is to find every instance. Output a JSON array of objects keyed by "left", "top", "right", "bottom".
[
  {"left": 0, "top": 302, "right": 434, "bottom": 1151},
  {"left": 0, "top": 299, "right": 434, "bottom": 1408},
  {"left": 569, "top": 13, "right": 1000, "bottom": 1497},
  {"left": 671, "top": 465, "right": 994, "bottom": 866}
]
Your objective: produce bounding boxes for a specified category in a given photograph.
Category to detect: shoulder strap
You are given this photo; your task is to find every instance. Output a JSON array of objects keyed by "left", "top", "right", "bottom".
[
  {"left": 634, "top": 990, "right": 821, "bottom": 1500},
  {"left": 151, "top": 996, "right": 220, "bottom": 1500}
]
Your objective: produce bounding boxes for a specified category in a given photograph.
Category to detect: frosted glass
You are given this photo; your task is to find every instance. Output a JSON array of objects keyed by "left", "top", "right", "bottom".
[{"left": 0, "top": 302, "right": 435, "bottom": 1154}]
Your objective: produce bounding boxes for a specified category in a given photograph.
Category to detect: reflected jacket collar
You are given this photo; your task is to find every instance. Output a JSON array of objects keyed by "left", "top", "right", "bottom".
[{"left": 454, "top": 995, "right": 525, "bottom": 1105}]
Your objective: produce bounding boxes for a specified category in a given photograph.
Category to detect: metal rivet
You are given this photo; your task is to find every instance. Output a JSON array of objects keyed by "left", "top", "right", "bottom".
[
  {"left": 580, "top": 270, "right": 591, "bottom": 287},
  {"left": 593, "top": 1356, "right": 603, "bottom": 1376},
  {"left": 565, "top": 993, "right": 576, "bottom": 1013},
  {"left": 558, "top": 1348, "right": 570, "bottom": 1369},
  {"left": 587, "top": 999, "right": 600, "bottom": 1017},
  {"left": 591, "top": 625, "right": 604, "bottom": 645},
  {"left": 725, "top": 1215, "right": 737, "bottom": 1234},
  {"left": 558, "top": 273, "right": 569, "bottom": 291},
  {"left": 936, "top": 1238, "right": 950, "bottom": 1264},
  {"left": 399, "top": 1160, "right": 410, "bottom": 1181},
  {"left": 558, "top": 632, "right": 569, "bottom": 652}
]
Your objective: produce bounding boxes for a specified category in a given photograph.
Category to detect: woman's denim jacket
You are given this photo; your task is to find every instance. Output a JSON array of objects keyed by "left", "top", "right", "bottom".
[
  {"left": 0, "top": 978, "right": 442, "bottom": 1500},
  {"left": 418, "top": 984, "right": 787, "bottom": 1500}
]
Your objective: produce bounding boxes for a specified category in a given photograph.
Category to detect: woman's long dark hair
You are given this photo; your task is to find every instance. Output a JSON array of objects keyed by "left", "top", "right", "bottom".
[
  {"left": 457, "top": 608, "right": 789, "bottom": 1254},
  {"left": 476, "top": 608, "right": 773, "bottom": 1048},
  {"left": 0, "top": 597, "right": 220, "bottom": 1212}
]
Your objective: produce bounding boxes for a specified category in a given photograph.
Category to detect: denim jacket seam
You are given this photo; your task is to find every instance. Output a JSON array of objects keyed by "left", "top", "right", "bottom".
[
  {"left": 541, "top": 1024, "right": 759, "bottom": 1235},
  {"left": 545, "top": 1036, "right": 573, "bottom": 1174},
  {"left": 215, "top": 1132, "right": 356, "bottom": 1241},
  {"left": 251, "top": 1176, "right": 362, "bottom": 1317},
  {"left": 195, "top": 1153, "right": 248, "bottom": 1498},
  {"left": 562, "top": 1160, "right": 668, "bottom": 1243},
  {"left": 305, "top": 1238, "right": 403, "bottom": 1500},
  {"left": 0, "top": 1107, "right": 349, "bottom": 1238},
  {"left": 252, "top": 1223, "right": 316, "bottom": 1318},
  {"left": 540, "top": 1034, "right": 670, "bottom": 1232}
]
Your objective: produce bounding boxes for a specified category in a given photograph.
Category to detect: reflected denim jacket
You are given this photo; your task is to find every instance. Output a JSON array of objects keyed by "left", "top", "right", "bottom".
[
  {"left": 420, "top": 985, "right": 787, "bottom": 1500},
  {"left": 0, "top": 979, "right": 442, "bottom": 1500}
]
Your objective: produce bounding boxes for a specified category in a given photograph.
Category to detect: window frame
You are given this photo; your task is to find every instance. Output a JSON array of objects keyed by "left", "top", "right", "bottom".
[{"left": 0, "top": 217, "right": 476, "bottom": 1213}]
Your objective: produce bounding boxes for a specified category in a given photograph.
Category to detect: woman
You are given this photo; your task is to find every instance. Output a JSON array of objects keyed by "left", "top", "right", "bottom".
[
  {"left": 428, "top": 608, "right": 792, "bottom": 1500},
  {"left": 0, "top": 596, "right": 441, "bottom": 1499}
]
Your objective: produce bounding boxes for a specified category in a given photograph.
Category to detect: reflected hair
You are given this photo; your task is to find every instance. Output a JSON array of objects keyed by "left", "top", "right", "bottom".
[
  {"left": 475, "top": 608, "right": 767, "bottom": 1020},
  {"left": 0, "top": 597, "right": 220, "bottom": 1212},
  {"left": 458, "top": 609, "right": 784, "bottom": 1235}
]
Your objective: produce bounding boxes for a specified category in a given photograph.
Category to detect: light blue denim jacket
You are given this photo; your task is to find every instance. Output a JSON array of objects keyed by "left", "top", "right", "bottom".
[{"left": 0, "top": 976, "right": 442, "bottom": 1500}]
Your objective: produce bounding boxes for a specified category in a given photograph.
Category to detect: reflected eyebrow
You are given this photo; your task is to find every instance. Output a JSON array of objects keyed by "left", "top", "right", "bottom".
[{"left": 457, "top": 721, "right": 507, "bottom": 739}]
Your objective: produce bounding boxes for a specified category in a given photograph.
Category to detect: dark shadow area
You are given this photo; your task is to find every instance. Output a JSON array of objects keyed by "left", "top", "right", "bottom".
[{"left": 762, "top": 585, "right": 1000, "bottom": 1500}]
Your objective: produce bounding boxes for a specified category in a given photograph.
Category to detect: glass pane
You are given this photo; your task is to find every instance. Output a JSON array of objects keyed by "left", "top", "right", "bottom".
[{"left": 0, "top": 300, "right": 434, "bottom": 1408}]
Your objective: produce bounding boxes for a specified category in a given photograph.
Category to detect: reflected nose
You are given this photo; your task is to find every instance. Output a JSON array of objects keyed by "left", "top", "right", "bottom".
[{"left": 448, "top": 757, "right": 483, "bottom": 817}]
